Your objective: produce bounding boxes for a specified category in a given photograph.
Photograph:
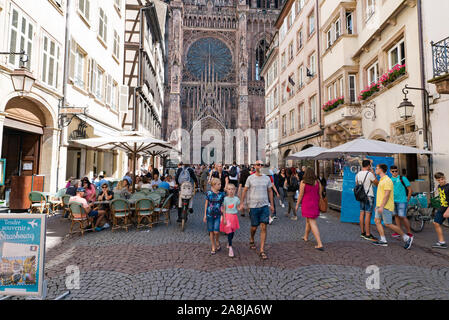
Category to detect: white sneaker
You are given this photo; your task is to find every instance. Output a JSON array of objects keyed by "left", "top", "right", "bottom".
[
  {"left": 102, "top": 223, "right": 110, "bottom": 229},
  {"left": 281, "top": 203, "right": 285, "bottom": 208},
  {"left": 229, "top": 247, "right": 234, "bottom": 258},
  {"left": 290, "top": 216, "right": 298, "bottom": 221},
  {"left": 269, "top": 217, "right": 274, "bottom": 225}
]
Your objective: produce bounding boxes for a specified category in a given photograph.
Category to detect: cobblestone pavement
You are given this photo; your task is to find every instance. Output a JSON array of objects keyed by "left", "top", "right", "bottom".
[{"left": 40, "top": 192, "right": 449, "bottom": 300}]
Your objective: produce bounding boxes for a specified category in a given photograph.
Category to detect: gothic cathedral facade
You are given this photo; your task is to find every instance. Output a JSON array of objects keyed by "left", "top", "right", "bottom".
[{"left": 163, "top": 0, "right": 283, "bottom": 165}]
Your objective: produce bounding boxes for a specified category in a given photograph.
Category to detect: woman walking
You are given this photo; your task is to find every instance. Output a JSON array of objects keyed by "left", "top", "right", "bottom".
[
  {"left": 277, "top": 168, "right": 287, "bottom": 208},
  {"left": 285, "top": 168, "right": 300, "bottom": 220},
  {"left": 295, "top": 167, "right": 324, "bottom": 251}
]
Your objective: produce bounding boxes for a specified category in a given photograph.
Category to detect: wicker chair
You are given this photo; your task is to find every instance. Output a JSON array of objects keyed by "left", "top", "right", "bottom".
[
  {"left": 68, "top": 202, "right": 93, "bottom": 236},
  {"left": 29, "top": 192, "right": 50, "bottom": 214},
  {"left": 135, "top": 198, "right": 155, "bottom": 229},
  {"left": 110, "top": 199, "right": 132, "bottom": 232},
  {"left": 61, "top": 195, "right": 72, "bottom": 220},
  {"left": 48, "top": 188, "right": 66, "bottom": 215},
  {"left": 154, "top": 188, "right": 168, "bottom": 199},
  {"left": 153, "top": 194, "right": 173, "bottom": 226}
]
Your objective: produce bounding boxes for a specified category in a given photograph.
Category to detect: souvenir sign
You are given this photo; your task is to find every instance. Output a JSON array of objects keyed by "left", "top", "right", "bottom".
[{"left": 0, "top": 214, "right": 46, "bottom": 297}]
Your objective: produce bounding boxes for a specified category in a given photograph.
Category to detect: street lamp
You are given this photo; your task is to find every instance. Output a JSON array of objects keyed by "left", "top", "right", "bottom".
[
  {"left": 10, "top": 68, "right": 36, "bottom": 96},
  {"left": 398, "top": 88, "right": 415, "bottom": 120}
]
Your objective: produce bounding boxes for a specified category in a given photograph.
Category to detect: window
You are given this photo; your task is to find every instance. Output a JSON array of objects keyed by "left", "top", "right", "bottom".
[
  {"left": 327, "top": 85, "right": 333, "bottom": 100},
  {"left": 296, "top": 0, "right": 305, "bottom": 13},
  {"left": 327, "top": 29, "right": 333, "bottom": 49},
  {"left": 388, "top": 40, "right": 406, "bottom": 69},
  {"left": 334, "top": 19, "right": 341, "bottom": 40},
  {"left": 92, "top": 63, "right": 105, "bottom": 100},
  {"left": 281, "top": 52, "right": 286, "bottom": 70},
  {"left": 112, "top": 81, "right": 118, "bottom": 110},
  {"left": 366, "top": 0, "right": 375, "bottom": 21},
  {"left": 346, "top": 12, "right": 353, "bottom": 34},
  {"left": 289, "top": 109, "right": 295, "bottom": 133},
  {"left": 78, "top": 0, "right": 90, "bottom": 21},
  {"left": 349, "top": 74, "right": 356, "bottom": 103},
  {"left": 310, "top": 95, "right": 317, "bottom": 124},
  {"left": 273, "top": 61, "right": 278, "bottom": 78},
  {"left": 297, "top": 29, "right": 303, "bottom": 51},
  {"left": 308, "top": 12, "right": 315, "bottom": 35},
  {"left": 288, "top": 42, "right": 294, "bottom": 61},
  {"left": 288, "top": 73, "right": 294, "bottom": 97},
  {"left": 309, "top": 53, "right": 316, "bottom": 75},
  {"left": 298, "top": 65, "right": 304, "bottom": 88},
  {"left": 282, "top": 82, "right": 286, "bottom": 103},
  {"left": 42, "top": 36, "right": 61, "bottom": 88},
  {"left": 8, "top": 8, "right": 33, "bottom": 69},
  {"left": 299, "top": 104, "right": 305, "bottom": 129},
  {"left": 98, "top": 8, "right": 108, "bottom": 42},
  {"left": 274, "top": 87, "right": 278, "bottom": 106},
  {"left": 287, "top": 12, "right": 292, "bottom": 29},
  {"left": 282, "top": 115, "right": 287, "bottom": 136},
  {"left": 113, "top": 30, "right": 120, "bottom": 59},
  {"left": 339, "top": 77, "right": 344, "bottom": 97},
  {"left": 367, "top": 62, "right": 378, "bottom": 85},
  {"left": 73, "top": 45, "right": 86, "bottom": 88}
]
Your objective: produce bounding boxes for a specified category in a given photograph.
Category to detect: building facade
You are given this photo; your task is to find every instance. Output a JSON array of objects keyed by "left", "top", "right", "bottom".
[
  {"left": 62, "top": 0, "right": 129, "bottom": 186},
  {"left": 123, "top": 0, "right": 168, "bottom": 171},
  {"left": 163, "top": 0, "right": 284, "bottom": 165},
  {"left": 276, "top": 0, "right": 323, "bottom": 168},
  {"left": 0, "top": 0, "right": 66, "bottom": 193}
]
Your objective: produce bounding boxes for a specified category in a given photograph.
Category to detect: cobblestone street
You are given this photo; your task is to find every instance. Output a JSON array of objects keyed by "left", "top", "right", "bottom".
[{"left": 42, "top": 193, "right": 449, "bottom": 300}]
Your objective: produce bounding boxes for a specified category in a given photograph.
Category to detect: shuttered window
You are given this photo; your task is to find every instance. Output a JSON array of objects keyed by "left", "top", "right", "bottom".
[{"left": 9, "top": 8, "right": 34, "bottom": 69}]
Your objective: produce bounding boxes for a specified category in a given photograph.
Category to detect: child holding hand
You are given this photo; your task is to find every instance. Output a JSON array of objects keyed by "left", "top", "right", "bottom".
[
  {"left": 220, "top": 184, "right": 241, "bottom": 257},
  {"left": 204, "top": 178, "right": 226, "bottom": 254}
]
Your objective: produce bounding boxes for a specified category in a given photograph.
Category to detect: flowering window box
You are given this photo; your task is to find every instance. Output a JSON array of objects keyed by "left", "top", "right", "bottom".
[
  {"left": 322, "top": 96, "right": 344, "bottom": 113},
  {"left": 380, "top": 64, "right": 406, "bottom": 86},
  {"left": 359, "top": 82, "right": 380, "bottom": 101}
]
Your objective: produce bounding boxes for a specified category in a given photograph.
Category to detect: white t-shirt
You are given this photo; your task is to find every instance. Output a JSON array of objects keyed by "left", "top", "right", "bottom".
[{"left": 355, "top": 171, "right": 376, "bottom": 197}]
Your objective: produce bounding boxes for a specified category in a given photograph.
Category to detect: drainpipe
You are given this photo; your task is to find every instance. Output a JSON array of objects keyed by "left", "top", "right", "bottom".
[
  {"left": 315, "top": 0, "right": 323, "bottom": 175},
  {"left": 56, "top": 0, "right": 71, "bottom": 189},
  {"left": 417, "top": 0, "right": 434, "bottom": 192}
]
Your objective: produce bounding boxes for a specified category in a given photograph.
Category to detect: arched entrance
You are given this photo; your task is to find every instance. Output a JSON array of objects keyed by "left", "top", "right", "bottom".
[{"left": 2, "top": 96, "right": 57, "bottom": 195}]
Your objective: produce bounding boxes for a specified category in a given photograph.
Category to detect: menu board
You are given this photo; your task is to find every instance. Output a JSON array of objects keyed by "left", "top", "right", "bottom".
[{"left": 0, "top": 214, "right": 46, "bottom": 297}]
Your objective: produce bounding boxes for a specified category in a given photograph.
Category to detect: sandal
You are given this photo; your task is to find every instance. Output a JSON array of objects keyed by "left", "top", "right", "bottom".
[
  {"left": 315, "top": 247, "right": 324, "bottom": 251},
  {"left": 302, "top": 237, "right": 308, "bottom": 242},
  {"left": 216, "top": 246, "right": 221, "bottom": 252},
  {"left": 211, "top": 250, "right": 216, "bottom": 255},
  {"left": 259, "top": 252, "right": 268, "bottom": 260},
  {"left": 249, "top": 241, "right": 256, "bottom": 250}
]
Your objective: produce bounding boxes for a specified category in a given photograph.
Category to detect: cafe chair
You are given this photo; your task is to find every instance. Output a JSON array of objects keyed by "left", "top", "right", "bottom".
[
  {"left": 48, "top": 188, "right": 66, "bottom": 215},
  {"left": 29, "top": 191, "right": 50, "bottom": 215},
  {"left": 68, "top": 202, "right": 93, "bottom": 236},
  {"left": 135, "top": 198, "right": 155, "bottom": 229},
  {"left": 61, "top": 195, "right": 72, "bottom": 220},
  {"left": 153, "top": 194, "right": 173, "bottom": 226},
  {"left": 110, "top": 199, "right": 132, "bottom": 232}
]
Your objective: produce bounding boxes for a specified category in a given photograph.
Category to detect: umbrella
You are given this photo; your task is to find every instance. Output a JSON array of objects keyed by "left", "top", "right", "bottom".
[
  {"left": 74, "top": 132, "right": 178, "bottom": 192},
  {"left": 286, "top": 147, "right": 329, "bottom": 160},
  {"left": 313, "top": 138, "right": 436, "bottom": 160}
]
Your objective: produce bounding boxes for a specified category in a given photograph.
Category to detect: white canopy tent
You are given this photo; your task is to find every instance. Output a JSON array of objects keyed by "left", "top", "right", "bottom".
[
  {"left": 286, "top": 147, "right": 330, "bottom": 160},
  {"left": 74, "top": 132, "right": 179, "bottom": 191}
]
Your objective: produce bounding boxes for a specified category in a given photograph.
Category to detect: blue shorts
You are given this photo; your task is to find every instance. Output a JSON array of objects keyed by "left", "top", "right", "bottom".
[
  {"left": 88, "top": 210, "right": 98, "bottom": 218},
  {"left": 207, "top": 215, "right": 221, "bottom": 232},
  {"left": 249, "top": 206, "right": 270, "bottom": 227},
  {"left": 394, "top": 202, "right": 408, "bottom": 217},
  {"left": 375, "top": 208, "right": 393, "bottom": 225},
  {"left": 360, "top": 196, "right": 374, "bottom": 213},
  {"left": 434, "top": 208, "right": 449, "bottom": 225}
]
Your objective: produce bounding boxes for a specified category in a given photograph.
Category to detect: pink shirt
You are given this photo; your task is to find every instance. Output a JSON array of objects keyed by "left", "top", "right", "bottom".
[{"left": 69, "top": 195, "right": 89, "bottom": 209}]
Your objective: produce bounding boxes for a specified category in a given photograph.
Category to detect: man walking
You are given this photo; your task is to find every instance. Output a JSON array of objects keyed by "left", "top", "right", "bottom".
[
  {"left": 355, "top": 160, "right": 378, "bottom": 241},
  {"left": 228, "top": 161, "right": 240, "bottom": 188},
  {"left": 432, "top": 172, "right": 449, "bottom": 249},
  {"left": 390, "top": 165, "right": 413, "bottom": 239},
  {"left": 372, "top": 164, "right": 413, "bottom": 249},
  {"left": 239, "top": 160, "right": 275, "bottom": 260}
]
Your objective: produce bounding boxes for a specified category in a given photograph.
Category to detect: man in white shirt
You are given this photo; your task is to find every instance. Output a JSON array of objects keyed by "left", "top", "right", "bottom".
[
  {"left": 355, "top": 160, "right": 379, "bottom": 241},
  {"left": 228, "top": 161, "right": 240, "bottom": 188}
]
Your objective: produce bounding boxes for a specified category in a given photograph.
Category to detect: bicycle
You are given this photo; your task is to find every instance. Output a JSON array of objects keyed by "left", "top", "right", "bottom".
[{"left": 406, "top": 192, "right": 440, "bottom": 233}]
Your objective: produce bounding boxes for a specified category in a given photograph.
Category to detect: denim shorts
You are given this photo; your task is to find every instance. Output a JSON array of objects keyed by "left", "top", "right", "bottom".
[
  {"left": 207, "top": 215, "right": 221, "bottom": 232},
  {"left": 359, "top": 196, "right": 374, "bottom": 213},
  {"left": 394, "top": 202, "right": 408, "bottom": 217},
  {"left": 249, "top": 206, "right": 270, "bottom": 227},
  {"left": 434, "top": 208, "right": 449, "bottom": 225},
  {"left": 88, "top": 210, "right": 98, "bottom": 218},
  {"left": 375, "top": 208, "right": 393, "bottom": 225}
]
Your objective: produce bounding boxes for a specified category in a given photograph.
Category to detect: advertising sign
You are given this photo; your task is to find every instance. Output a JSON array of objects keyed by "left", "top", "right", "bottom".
[
  {"left": 340, "top": 156, "right": 395, "bottom": 223},
  {"left": 0, "top": 214, "right": 46, "bottom": 297}
]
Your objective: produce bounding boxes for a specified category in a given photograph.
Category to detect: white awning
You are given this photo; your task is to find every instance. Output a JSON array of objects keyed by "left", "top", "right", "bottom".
[{"left": 77, "top": 114, "right": 121, "bottom": 137}]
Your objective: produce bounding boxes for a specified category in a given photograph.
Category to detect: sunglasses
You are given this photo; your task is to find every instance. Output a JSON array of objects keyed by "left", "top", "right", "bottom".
[
  {"left": 391, "top": 170, "right": 398, "bottom": 173},
  {"left": 255, "top": 163, "right": 263, "bottom": 166}
]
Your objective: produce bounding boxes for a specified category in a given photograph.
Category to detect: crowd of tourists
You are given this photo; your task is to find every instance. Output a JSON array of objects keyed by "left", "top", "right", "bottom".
[{"left": 64, "top": 159, "right": 449, "bottom": 258}]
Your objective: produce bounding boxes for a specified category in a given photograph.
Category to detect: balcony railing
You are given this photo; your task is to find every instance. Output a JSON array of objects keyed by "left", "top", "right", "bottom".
[{"left": 431, "top": 37, "right": 449, "bottom": 78}]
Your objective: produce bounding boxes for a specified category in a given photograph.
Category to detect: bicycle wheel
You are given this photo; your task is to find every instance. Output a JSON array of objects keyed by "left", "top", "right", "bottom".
[
  {"left": 181, "top": 209, "right": 187, "bottom": 232},
  {"left": 407, "top": 207, "right": 424, "bottom": 233}
]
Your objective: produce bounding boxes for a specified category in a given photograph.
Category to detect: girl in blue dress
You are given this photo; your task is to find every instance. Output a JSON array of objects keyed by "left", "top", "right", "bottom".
[{"left": 203, "top": 178, "right": 226, "bottom": 254}]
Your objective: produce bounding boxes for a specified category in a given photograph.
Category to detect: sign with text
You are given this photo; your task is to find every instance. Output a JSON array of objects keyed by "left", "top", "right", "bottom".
[{"left": 0, "top": 214, "right": 46, "bottom": 297}]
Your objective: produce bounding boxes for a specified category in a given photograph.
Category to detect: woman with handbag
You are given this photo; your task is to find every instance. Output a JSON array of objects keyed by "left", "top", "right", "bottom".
[{"left": 295, "top": 167, "right": 324, "bottom": 251}]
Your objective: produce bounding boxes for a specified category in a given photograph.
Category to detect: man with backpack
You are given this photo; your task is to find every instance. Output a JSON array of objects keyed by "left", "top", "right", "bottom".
[
  {"left": 355, "top": 160, "right": 379, "bottom": 241},
  {"left": 228, "top": 161, "right": 240, "bottom": 188},
  {"left": 175, "top": 162, "right": 199, "bottom": 222},
  {"left": 389, "top": 165, "right": 413, "bottom": 239}
]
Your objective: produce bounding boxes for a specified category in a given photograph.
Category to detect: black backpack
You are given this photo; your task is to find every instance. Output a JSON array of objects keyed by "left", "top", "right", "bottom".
[
  {"left": 354, "top": 172, "right": 371, "bottom": 202},
  {"left": 288, "top": 176, "right": 299, "bottom": 192},
  {"left": 229, "top": 166, "right": 237, "bottom": 178}
]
